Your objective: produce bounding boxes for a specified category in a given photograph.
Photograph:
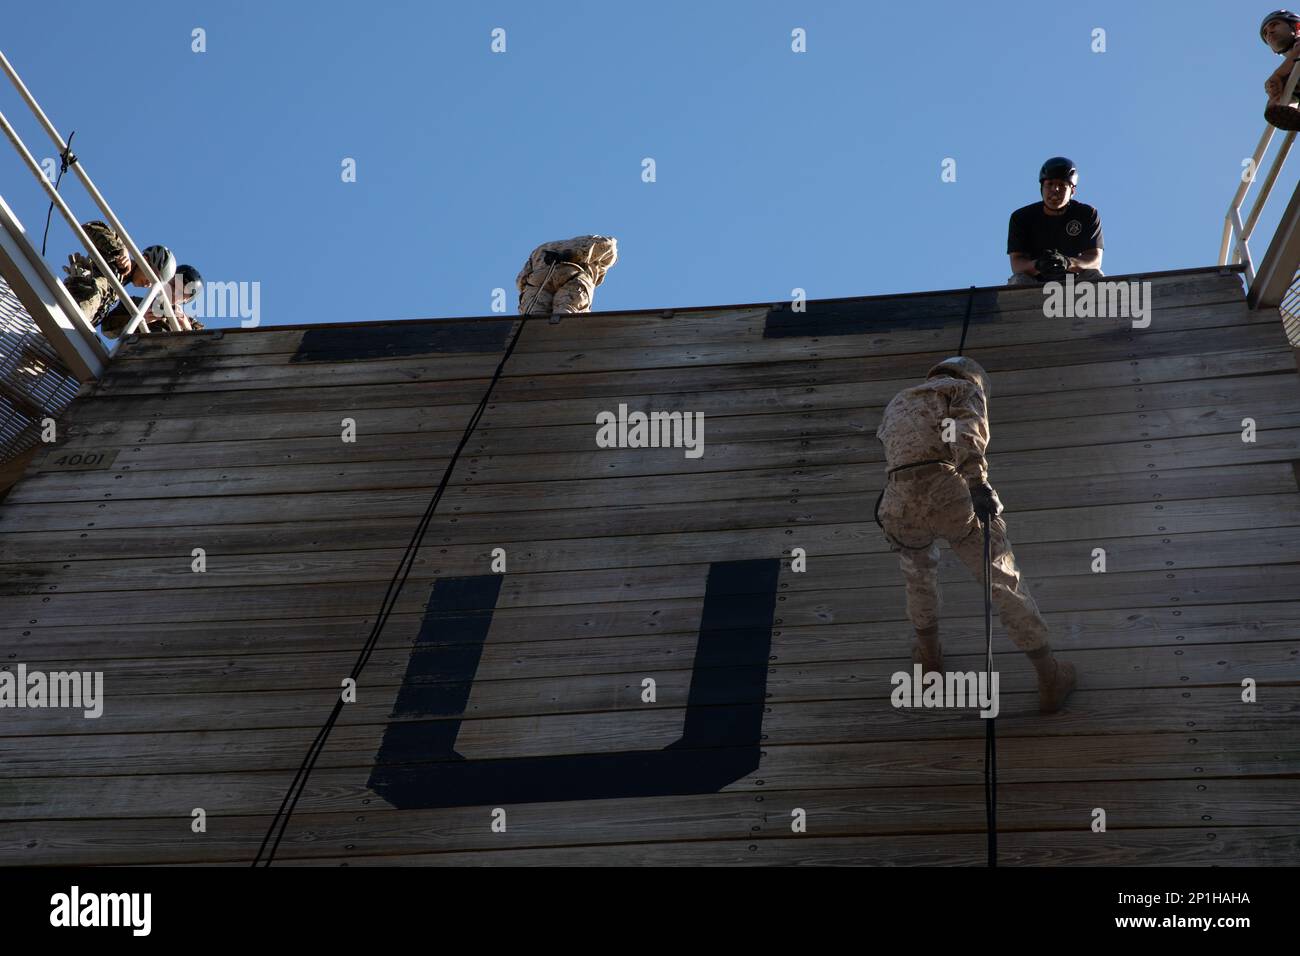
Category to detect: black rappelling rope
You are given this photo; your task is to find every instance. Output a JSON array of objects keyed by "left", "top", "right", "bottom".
[
  {"left": 956, "top": 284, "right": 975, "bottom": 356},
  {"left": 40, "top": 131, "right": 75, "bottom": 256},
  {"left": 252, "top": 261, "right": 560, "bottom": 866},
  {"left": 982, "top": 516, "right": 997, "bottom": 868},
  {"left": 956, "top": 283, "right": 997, "bottom": 865},
  {"left": 960, "top": 282, "right": 997, "bottom": 866}
]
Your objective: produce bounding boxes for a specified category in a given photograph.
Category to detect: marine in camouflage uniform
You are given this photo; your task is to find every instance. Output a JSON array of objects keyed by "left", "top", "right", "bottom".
[
  {"left": 875, "top": 355, "right": 1077, "bottom": 713},
  {"left": 516, "top": 235, "right": 618, "bottom": 315},
  {"left": 63, "top": 223, "right": 183, "bottom": 336},
  {"left": 62, "top": 220, "right": 132, "bottom": 328}
]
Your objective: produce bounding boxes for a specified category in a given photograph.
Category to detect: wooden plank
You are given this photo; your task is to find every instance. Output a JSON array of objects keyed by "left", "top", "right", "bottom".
[
  {"left": 101, "top": 292, "right": 1265, "bottom": 379},
  {"left": 281, "top": 827, "right": 1300, "bottom": 867},
  {"left": 1, "top": 668, "right": 1293, "bottom": 758},
  {"left": 4, "top": 594, "right": 1298, "bottom": 672},
  {"left": 104, "top": 270, "right": 1246, "bottom": 363},
  {"left": 83, "top": 320, "right": 1288, "bottom": 396},
  {"left": 7, "top": 557, "right": 1300, "bottom": 629},
  {"left": 25, "top": 391, "right": 1300, "bottom": 478},
  {"left": 9, "top": 516, "right": 1300, "bottom": 597},
  {"left": 6, "top": 483, "right": 1299, "bottom": 567},
  {"left": 4, "top": 776, "right": 1293, "bottom": 865},
  {"left": 47, "top": 372, "right": 1297, "bottom": 455},
  {"left": 57, "top": 336, "right": 1298, "bottom": 424},
  {"left": 0, "top": 733, "right": 1292, "bottom": 821},
  {"left": 3, "top": 663, "right": 1291, "bottom": 734},
  {"left": 7, "top": 632, "right": 1296, "bottom": 715},
  {"left": 10, "top": 418, "right": 1300, "bottom": 506},
  {"left": 1, "top": 458, "right": 1292, "bottom": 536}
]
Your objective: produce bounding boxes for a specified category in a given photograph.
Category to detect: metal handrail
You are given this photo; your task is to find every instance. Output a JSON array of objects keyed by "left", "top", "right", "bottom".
[
  {"left": 0, "top": 49, "right": 187, "bottom": 355},
  {"left": 1220, "top": 61, "right": 1300, "bottom": 284}
]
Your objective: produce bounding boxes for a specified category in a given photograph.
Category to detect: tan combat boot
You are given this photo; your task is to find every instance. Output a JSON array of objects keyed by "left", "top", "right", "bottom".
[
  {"left": 1028, "top": 645, "right": 1077, "bottom": 714},
  {"left": 912, "top": 624, "right": 943, "bottom": 674}
]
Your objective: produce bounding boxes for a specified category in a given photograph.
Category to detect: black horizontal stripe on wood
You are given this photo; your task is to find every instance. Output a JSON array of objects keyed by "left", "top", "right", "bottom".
[
  {"left": 764, "top": 288, "right": 1001, "bottom": 338},
  {"left": 291, "top": 320, "right": 514, "bottom": 362}
]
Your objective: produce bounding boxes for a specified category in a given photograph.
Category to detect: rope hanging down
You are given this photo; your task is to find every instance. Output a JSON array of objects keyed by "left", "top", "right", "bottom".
[
  {"left": 959, "top": 283, "right": 997, "bottom": 866},
  {"left": 252, "top": 262, "right": 561, "bottom": 866},
  {"left": 40, "top": 131, "right": 75, "bottom": 256},
  {"left": 956, "top": 284, "right": 976, "bottom": 356},
  {"left": 954, "top": 283, "right": 998, "bottom": 865},
  {"left": 982, "top": 517, "right": 997, "bottom": 867}
]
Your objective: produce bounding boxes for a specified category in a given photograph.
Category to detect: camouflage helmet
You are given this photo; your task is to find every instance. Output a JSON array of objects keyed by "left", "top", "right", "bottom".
[{"left": 927, "top": 355, "right": 991, "bottom": 401}]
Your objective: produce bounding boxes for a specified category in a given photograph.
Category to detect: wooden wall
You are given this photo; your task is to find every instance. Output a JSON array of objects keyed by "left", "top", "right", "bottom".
[{"left": 2, "top": 266, "right": 1299, "bottom": 865}]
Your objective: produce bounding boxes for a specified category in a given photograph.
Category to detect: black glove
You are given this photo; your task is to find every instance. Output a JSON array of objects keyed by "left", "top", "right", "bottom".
[
  {"left": 1034, "top": 249, "right": 1070, "bottom": 280},
  {"left": 970, "top": 481, "right": 1004, "bottom": 522}
]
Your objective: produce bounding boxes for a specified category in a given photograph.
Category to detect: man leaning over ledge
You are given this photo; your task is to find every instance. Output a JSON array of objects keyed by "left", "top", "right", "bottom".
[
  {"left": 1006, "top": 157, "right": 1104, "bottom": 287},
  {"left": 516, "top": 235, "right": 618, "bottom": 315}
]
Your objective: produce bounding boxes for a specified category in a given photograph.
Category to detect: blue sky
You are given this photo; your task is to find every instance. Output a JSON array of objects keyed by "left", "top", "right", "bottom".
[{"left": 0, "top": 1, "right": 1288, "bottom": 326}]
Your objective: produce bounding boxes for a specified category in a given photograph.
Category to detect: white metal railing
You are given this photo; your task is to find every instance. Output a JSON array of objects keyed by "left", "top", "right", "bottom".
[
  {"left": 1220, "top": 62, "right": 1300, "bottom": 284},
  {"left": 0, "top": 48, "right": 189, "bottom": 378}
]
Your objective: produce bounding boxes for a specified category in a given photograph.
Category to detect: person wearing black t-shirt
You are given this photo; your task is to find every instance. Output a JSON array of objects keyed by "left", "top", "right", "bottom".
[
  {"left": 1262, "top": 10, "right": 1300, "bottom": 130},
  {"left": 1006, "top": 157, "right": 1104, "bottom": 286}
]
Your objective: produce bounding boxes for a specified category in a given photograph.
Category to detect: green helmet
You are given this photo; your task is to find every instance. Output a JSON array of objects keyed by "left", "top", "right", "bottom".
[{"left": 928, "top": 355, "right": 991, "bottom": 401}]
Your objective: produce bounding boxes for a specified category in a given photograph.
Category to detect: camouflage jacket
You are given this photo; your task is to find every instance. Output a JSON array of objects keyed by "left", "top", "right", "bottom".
[
  {"left": 71, "top": 221, "right": 131, "bottom": 282},
  {"left": 516, "top": 235, "right": 618, "bottom": 291},
  {"left": 876, "top": 376, "right": 990, "bottom": 484}
]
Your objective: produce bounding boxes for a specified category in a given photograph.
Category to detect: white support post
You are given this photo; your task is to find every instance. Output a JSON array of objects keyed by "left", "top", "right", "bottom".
[{"left": 1231, "top": 208, "right": 1254, "bottom": 284}]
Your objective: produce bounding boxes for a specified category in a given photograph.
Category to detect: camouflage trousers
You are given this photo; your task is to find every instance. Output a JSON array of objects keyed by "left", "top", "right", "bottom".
[
  {"left": 63, "top": 272, "right": 119, "bottom": 330},
  {"left": 517, "top": 263, "right": 594, "bottom": 315},
  {"left": 877, "top": 466, "right": 1049, "bottom": 653}
]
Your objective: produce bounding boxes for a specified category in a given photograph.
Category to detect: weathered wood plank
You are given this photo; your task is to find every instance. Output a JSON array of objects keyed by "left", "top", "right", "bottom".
[
  {"left": 1, "top": 674, "right": 1293, "bottom": 767},
  {"left": 25, "top": 391, "right": 1300, "bottom": 479},
  {"left": 58, "top": 335, "right": 1297, "bottom": 425},
  {"left": 4, "top": 776, "right": 1292, "bottom": 866},
  {"left": 1, "top": 459, "right": 1292, "bottom": 536},
  {"left": 281, "top": 826, "right": 1300, "bottom": 867},
  {"left": 6, "top": 559, "right": 1300, "bottom": 628},
  {"left": 10, "top": 421, "right": 1300, "bottom": 506},
  {"left": 8, "top": 518, "right": 1300, "bottom": 597},
  {"left": 2, "top": 667, "right": 1290, "bottom": 736},
  {"left": 104, "top": 270, "right": 1247, "bottom": 364},
  {"left": 102, "top": 292, "right": 1263, "bottom": 380},
  {"left": 0, "top": 733, "right": 1291, "bottom": 821},
  {"left": 3, "top": 596, "right": 1297, "bottom": 678},
  {"left": 86, "top": 320, "right": 1289, "bottom": 396},
  {"left": 47, "top": 372, "right": 1297, "bottom": 457}
]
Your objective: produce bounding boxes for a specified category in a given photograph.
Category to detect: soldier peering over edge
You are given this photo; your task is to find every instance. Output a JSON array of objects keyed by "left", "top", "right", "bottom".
[{"left": 1262, "top": 9, "right": 1300, "bottom": 129}]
